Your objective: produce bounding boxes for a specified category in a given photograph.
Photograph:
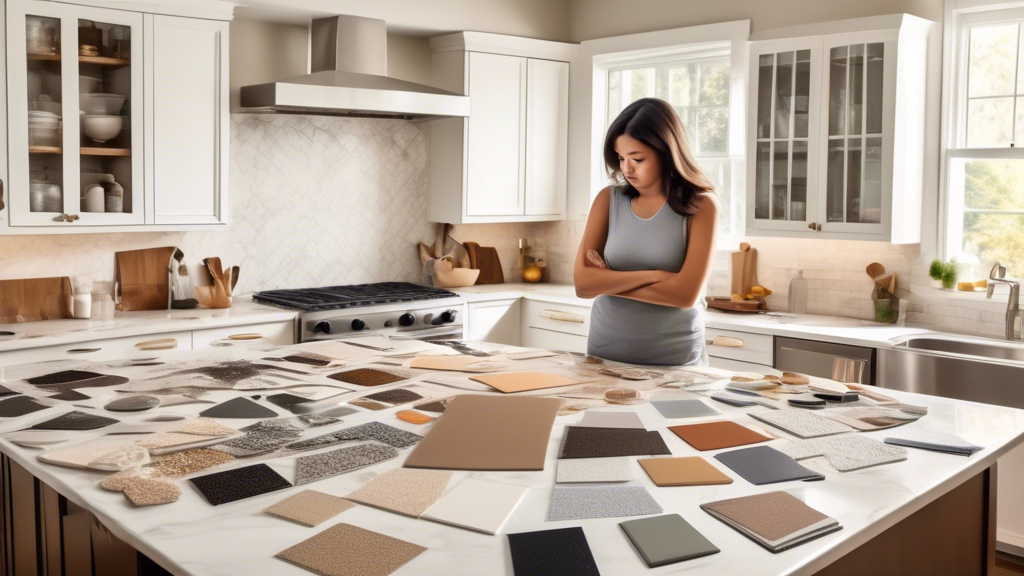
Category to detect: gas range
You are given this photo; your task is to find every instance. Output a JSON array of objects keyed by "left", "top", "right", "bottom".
[{"left": 252, "top": 282, "right": 464, "bottom": 343}]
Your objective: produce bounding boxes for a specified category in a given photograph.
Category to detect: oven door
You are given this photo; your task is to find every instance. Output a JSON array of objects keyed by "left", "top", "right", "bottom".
[{"left": 328, "top": 324, "right": 464, "bottom": 343}]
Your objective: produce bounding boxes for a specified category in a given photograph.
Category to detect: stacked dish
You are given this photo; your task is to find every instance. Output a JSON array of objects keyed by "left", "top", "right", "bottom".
[
  {"left": 29, "top": 180, "right": 62, "bottom": 212},
  {"left": 28, "top": 111, "right": 61, "bottom": 147}
]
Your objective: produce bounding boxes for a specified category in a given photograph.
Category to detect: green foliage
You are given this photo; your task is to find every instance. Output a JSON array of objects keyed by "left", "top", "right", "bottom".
[
  {"left": 929, "top": 259, "right": 946, "bottom": 281},
  {"left": 962, "top": 160, "right": 1024, "bottom": 276},
  {"left": 929, "top": 259, "right": 959, "bottom": 289}
]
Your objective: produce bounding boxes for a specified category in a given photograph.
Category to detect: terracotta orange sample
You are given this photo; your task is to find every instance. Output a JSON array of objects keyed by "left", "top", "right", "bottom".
[{"left": 397, "top": 410, "right": 434, "bottom": 425}]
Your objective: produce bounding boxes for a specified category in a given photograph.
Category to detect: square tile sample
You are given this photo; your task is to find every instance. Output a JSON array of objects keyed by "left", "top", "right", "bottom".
[
  {"left": 403, "top": 395, "right": 561, "bottom": 471},
  {"left": 199, "top": 397, "right": 278, "bottom": 419},
  {"left": 620, "top": 514, "right": 720, "bottom": 567},
  {"left": 777, "top": 434, "right": 907, "bottom": 472},
  {"left": 749, "top": 409, "right": 854, "bottom": 439},
  {"left": 556, "top": 457, "right": 632, "bottom": 483},
  {"left": 342, "top": 422, "right": 423, "bottom": 449},
  {"left": 700, "top": 490, "right": 841, "bottom": 552},
  {"left": 575, "top": 410, "right": 645, "bottom": 429},
  {"left": 469, "top": 371, "right": 582, "bottom": 394},
  {"left": 547, "top": 485, "right": 662, "bottom": 521},
  {"left": 30, "top": 411, "right": 118, "bottom": 431},
  {"left": 650, "top": 399, "right": 721, "bottom": 419},
  {"left": 884, "top": 426, "right": 983, "bottom": 456},
  {"left": 668, "top": 420, "right": 772, "bottom": 451},
  {"left": 421, "top": 478, "right": 529, "bottom": 535},
  {"left": 638, "top": 457, "right": 733, "bottom": 487},
  {"left": 507, "top": 527, "right": 600, "bottom": 576},
  {"left": 344, "top": 468, "right": 452, "bottom": 517},
  {"left": 190, "top": 463, "right": 292, "bottom": 506},
  {"left": 559, "top": 427, "right": 671, "bottom": 459},
  {"left": 266, "top": 393, "right": 314, "bottom": 413},
  {"left": 295, "top": 443, "right": 399, "bottom": 485},
  {"left": 0, "top": 396, "right": 48, "bottom": 418},
  {"left": 276, "top": 523, "right": 426, "bottom": 576},
  {"left": 263, "top": 489, "right": 355, "bottom": 527},
  {"left": 713, "top": 446, "right": 824, "bottom": 485},
  {"left": 328, "top": 368, "right": 408, "bottom": 387}
]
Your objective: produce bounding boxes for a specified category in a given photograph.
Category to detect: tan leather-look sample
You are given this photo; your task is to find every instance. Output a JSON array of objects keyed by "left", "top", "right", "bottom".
[
  {"left": 668, "top": 420, "right": 772, "bottom": 451},
  {"left": 403, "top": 395, "right": 562, "bottom": 471},
  {"left": 276, "top": 523, "right": 426, "bottom": 576},
  {"left": 469, "top": 371, "right": 582, "bottom": 394},
  {"left": 637, "top": 457, "right": 733, "bottom": 487}
]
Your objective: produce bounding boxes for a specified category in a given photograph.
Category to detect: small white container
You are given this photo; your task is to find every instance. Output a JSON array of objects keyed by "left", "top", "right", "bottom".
[
  {"left": 83, "top": 183, "right": 105, "bottom": 212},
  {"left": 73, "top": 293, "right": 92, "bottom": 319}
]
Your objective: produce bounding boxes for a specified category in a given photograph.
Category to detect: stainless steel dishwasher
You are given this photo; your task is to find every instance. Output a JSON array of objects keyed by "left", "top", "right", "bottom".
[{"left": 773, "top": 337, "right": 877, "bottom": 385}]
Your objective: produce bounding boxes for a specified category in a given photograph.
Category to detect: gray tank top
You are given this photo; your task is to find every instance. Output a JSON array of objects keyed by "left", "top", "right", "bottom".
[{"left": 587, "top": 186, "right": 706, "bottom": 366}]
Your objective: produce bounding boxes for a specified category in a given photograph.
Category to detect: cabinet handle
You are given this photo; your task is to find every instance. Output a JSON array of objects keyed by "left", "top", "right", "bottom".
[
  {"left": 816, "top": 223, "right": 822, "bottom": 232},
  {"left": 0, "top": 179, "right": 5, "bottom": 212},
  {"left": 227, "top": 333, "right": 263, "bottom": 341},
  {"left": 540, "top": 309, "right": 585, "bottom": 323},
  {"left": 808, "top": 222, "right": 816, "bottom": 230},
  {"left": 135, "top": 338, "right": 178, "bottom": 351},
  {"left": 66, "top": 348, "right": 101, "bottom": 354},
  {"left": 62, "top": 214, "right": 79, "bottom": 222},
  {"left": 707, "top": 335, "right": 744, "bottom": 348}
]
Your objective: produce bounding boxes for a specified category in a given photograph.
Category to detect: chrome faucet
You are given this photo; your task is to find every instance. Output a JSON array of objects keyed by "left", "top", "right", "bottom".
[{"left": 987, "top": 263, "right": 1021, "bottom": 340}]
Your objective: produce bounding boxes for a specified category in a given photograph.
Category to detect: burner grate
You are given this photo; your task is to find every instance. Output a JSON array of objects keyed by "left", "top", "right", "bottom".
[{"left": 252, "top": 282, "right": 458, "bottom": 312}]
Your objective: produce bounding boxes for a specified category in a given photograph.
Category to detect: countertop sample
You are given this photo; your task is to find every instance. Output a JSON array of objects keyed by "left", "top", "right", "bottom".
[
  {"left": 0, "top": 341, "right": 1020, "bottom": 576},
  {"left": 0, "top": 298, "right": 299, "bottom": 352}
]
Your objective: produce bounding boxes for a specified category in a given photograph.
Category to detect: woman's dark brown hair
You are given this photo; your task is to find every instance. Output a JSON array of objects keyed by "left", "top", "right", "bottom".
[{"left": 603, "top": 97, "right": 716, "bottom": 217}]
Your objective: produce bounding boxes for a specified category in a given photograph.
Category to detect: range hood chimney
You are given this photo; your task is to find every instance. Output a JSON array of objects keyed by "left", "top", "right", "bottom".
[{"left": 240, "top": 15, "right": 469, "bottom": 120}]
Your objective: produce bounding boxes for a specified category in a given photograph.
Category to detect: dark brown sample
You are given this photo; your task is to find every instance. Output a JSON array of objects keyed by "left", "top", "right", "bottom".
[
  {"left": 327, "top": 368, "right": 407, "bottom": 387},
  {"left": 363, "top": 389, "right": 424, "bottom": 405},
  {"left": 559, "top": 427, "right": 672, "bottom": 459}
]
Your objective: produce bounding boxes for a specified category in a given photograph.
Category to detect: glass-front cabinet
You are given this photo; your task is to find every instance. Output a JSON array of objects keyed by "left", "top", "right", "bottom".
[
  {"left": 7, "top": 0, "right": 144, "bottom": 226},
  {"left": 745, "top": 17, "right": 931, "bottom": 243}
]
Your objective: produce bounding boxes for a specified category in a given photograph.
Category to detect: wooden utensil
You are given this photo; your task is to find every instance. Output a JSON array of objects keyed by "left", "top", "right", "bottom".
[
  {"left": 706, "top": 297, "right": 762, "bottom": 313},
  {"left": 115, "top": 247, "right": 176, "bottom": 311},
  {"left": 730, "top": 243, "right": 759, "bottom": 297},
  {"left": 865, "top": 262, "right": 885, "bottom": 279},
  {"left": 0, "top": 276, "right": 73, "bottom": 323}
]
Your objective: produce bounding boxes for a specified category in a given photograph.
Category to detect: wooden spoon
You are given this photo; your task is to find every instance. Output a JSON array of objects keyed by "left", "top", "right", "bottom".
[{"left": 865, "top": 262, "right": 885, "bottom": 279}]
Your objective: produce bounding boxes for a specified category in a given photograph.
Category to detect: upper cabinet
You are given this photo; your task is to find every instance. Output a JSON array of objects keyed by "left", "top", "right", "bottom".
[
  {"left": 2, "top": 0, "right": 230, "bottom": 234},
  {"left": 428, "top": 32, "right": 574, "bottom": 224},
  {"left": 746, "top": 15, "right": 933, "bottom": 243}
]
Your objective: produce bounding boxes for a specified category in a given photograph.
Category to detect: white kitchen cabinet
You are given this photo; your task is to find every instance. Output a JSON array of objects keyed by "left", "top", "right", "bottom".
[
  {"left": 2, "top": 0, "right": 231, "bottom": 234},
  {"left": 0, "top": 330, "right": 192, "bottom": 366},
  {"left": 520, "top": 299, "right": 590, "bottom": 352},
  {"left": 745, "top": 15, "right": 932, "bottom": 243},
  {"left": 708, "top": 356, "right": 780, "bottom": 374},
  {"left": 428, "top": 32, "right": 575, "bottom": 224},
  {"left": 464, "top": 299, "right": 521, "bottom": 346}
]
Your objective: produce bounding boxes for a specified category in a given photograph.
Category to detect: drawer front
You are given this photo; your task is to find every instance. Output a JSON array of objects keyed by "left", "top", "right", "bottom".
[
  {"left": 708, "top": 355, "right": 778, "bottom": 375},
  {"left": 526, "top": 327, "right": 587, "bottom": 354},
  {"left": 522, "top": 299, "right": 591, "bottom": 337},
  {"left": 705, "top": 327, "right": 773, "bottom": 365},
  {"left": 0, "top": 331, "right": 193, "bottom": 367},
  {"left": 192, "top": 321, "right": 295, "bottom": 349}
]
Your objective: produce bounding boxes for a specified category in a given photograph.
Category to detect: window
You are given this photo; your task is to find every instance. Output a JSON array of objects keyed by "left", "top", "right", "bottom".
[
  {"left": 945, "top": 7, "right": 1024, "bottom": 277},
  {"left": 597, "top": 44, "right": 745, "bottom": 242}
]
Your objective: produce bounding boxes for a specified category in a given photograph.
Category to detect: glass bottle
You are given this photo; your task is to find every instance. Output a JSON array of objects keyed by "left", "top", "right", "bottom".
[{"left": 788, "top": 270, "right": 807, "bottom": 314}]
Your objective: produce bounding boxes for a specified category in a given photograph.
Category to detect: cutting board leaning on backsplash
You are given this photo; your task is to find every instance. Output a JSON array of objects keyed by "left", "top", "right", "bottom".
[{"left": 0, "top": 276, "right": 73, "bottom": 323}]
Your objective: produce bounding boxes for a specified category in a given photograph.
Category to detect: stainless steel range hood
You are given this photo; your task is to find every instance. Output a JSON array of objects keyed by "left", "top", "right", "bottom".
[{"left": 240, "top": 15, "right": 469, "bottom": 120}]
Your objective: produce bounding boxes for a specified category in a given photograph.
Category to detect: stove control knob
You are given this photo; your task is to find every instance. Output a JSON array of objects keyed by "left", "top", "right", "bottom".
[
  {"left": 384, "top": 320, "right": 394, "bottom": 328},
  {"left": 351, "top": 319, "right": 365, "bottom": 331},
  {"left": 398, "top": 312, "right": 416, "bottom": 327},
  {"left": 431, "top": 309, "right": 458, "bottom": 325},
  {"left": 313, "top": 321, "right": 332, "bottom": 335}
]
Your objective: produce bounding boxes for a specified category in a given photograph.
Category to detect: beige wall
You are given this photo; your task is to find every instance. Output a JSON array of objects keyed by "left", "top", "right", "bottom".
[
  {"left": 229, "top": 19, "right": 309, "bottom": 111},
  {"left": 387, "top": 35, "right": 434, "bottom": 86}
]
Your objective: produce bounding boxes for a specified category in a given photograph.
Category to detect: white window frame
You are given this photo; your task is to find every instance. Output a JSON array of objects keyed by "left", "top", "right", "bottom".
[{"left": 941, "top": 1, "right": 1024, "bottom": 262}]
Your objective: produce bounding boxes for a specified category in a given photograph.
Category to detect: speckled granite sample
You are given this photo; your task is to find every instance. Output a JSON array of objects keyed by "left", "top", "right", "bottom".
[
  {"left": 547, "top": 485, "right": 662, "bottom": 521},
  {"left": 559, "top": 427, "right": 671, "bottom": 459},
  {"left": 30, "top": 411, "right": 118, "bottom": 431},
  {"left": 777, "top": 434, "right": 907, "bottom": 472},
  {"left": 343, "top": 468, "right": 452, "bottom": 517},
  {"left": 749, "top": 409, "right": 855, "bottom": 439},
  {"left": 555, "top": 457, "right": 633, "bottom": 483},
  {"left": 263, "top": 489, "right": 355, "bottom": 527},
  {"left": 275, "top": 523, "right": 426, "bottom": 576},
  {"left": 294, "top": 443, "right": 399, "bottom": 485},
  {"left": 507, "top": 527, "right": 600, "bottom": 576},
  {"left": 189, "top": 463, "right": 292, "bottom": 505},
  {"left": 884, "top": 426, "right": 984, "bottom": 455}
]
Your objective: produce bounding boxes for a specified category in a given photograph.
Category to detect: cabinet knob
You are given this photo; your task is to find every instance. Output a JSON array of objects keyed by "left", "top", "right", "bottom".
[
  {"left": 62, "top": 214, "right": 79, "bottom": 222},
  {"left": 816, "top": 223, "right": 822, "bottom": 231},
  {"left": 808, "top": 222, "right": 816, "bottom": 230}
]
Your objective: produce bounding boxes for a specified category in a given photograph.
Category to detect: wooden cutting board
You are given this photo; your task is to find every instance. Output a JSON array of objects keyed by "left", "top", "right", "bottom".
[
  {"left": 0, "top": 276, "right": 73, "bottom": 323},
  {"left": 730, "top": 242, "right": 759, "bottom": 297},
  {"left": 116, "top": 247, "right": 176, "bottom": 311},
  {"left": 464, "top": 242, "right": 504, "bottom": 285},
  {"left": 706, "top": 297, "right": 762, "bottom": 313}
]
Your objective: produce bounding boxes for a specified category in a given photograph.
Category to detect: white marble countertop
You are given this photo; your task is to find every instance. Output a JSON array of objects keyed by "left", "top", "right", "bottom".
[
  {"left": 0, "top": 298, "right": 299, "bottom": 353},
  {"left": 0, "top": 342, "right": 1021, "bottom": 576}
]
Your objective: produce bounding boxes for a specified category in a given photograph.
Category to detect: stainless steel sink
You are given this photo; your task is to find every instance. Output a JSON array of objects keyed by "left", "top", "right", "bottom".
[{"left": 897, "top": 337, "right": 1024, "bottom": 363}]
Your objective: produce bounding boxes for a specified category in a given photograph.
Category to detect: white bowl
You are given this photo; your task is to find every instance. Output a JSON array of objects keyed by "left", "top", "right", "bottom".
[
  {"left": 79, "top": 75, "right": 102, "bottom": 94},
  {"left": 80, "top": 93, "right": 125, "bottom": 115},
  {"left": 82, "top": 115, "right": 122, "bottom": 143}
]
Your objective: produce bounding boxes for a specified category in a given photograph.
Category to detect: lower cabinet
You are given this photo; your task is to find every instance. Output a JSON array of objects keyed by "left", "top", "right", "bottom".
[
  {"left": 464, "top": 299, "right": 522, "bottom": 346},
  {"left": 192, "top": 321, "right": 295, "bottom": 349},
  {"left": 705, "top": 327, "right": 777, "bottom": 373},
  {"left": 520, "top": 300, "right": 591, "bottom": 353},
  {"left": 524, "top": 326, "right": 587, "bottom": 354}
]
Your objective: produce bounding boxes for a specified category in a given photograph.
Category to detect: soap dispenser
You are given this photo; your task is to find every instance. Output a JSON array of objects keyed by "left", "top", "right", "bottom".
[{"left": 789, "top": 270, "right": 807, "bottom": 314}]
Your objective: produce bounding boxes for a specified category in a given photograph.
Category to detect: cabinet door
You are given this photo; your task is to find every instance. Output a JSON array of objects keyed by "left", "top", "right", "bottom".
[
  {"left": 146, "top": 15, "right": 228, "bottom": 225},
  {"left": 465, "top": 299, "right": 521, "bottom": 346},
  {"left": 818, "top": 32, "right": 894, "bottom": 236},
  {"left": 746, "top": 38, "right": 821, "bottom": 233},
  {"left": 7, "top": 0, "right": 144, "bottom": 227},
  {"left": 525, "top": 59, "right": 568, "bottom": 217},
  {"left": 466, "top": 51, "right": 526, "bottom": 217}
]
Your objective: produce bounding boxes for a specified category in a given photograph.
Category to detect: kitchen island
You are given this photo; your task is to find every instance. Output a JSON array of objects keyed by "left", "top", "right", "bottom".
[{"left": 0, "top": 339, "right": 1019, "bottom": 576}]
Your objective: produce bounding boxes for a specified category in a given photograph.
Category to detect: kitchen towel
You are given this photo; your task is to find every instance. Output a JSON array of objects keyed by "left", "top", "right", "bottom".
[
  {"left": 556, "top": 457, "right": 633, "bottom": 483},
  {"left": 637, "top": 457, "right": 733, "bottom": 487},
  {"left": 263, "top": 489, "right": 355, "bottom": 527},
  {"left": 403, "top": 395, "right": 561, "bottom": 471},
  {"left": 507, "top": 527, "right": 601, "bottom": 576},
  {"left": 575, "top": 409, "right": 645, "bottom": 429},
  {"left": 189, "top": 463, "right": 292, "bottom": 506},
  {"left": 30, "top": 411, "right": 118, "bottom": 431},
  {"left": 700, "top": 490, "right": 841, "bottom": 553},
  {"left": 668, "top": 420, "right": 772, "bottom": 451},
  {"left": 420, "top": 478, "right": 529, "bottom": 535},
  {"left": 294, "top": 443, "right": 399, "bottom": 485},
  {"left": 343, "top": 468, "right": 452, "bottom": 517},
  {"left": 0, "top": 396, "right": 49, "bottom": 418},
  {"left": 199, "top": 397, "right": 278, "bottom": 419},
  {"left": 884, "top": 426, "right": 984, "bottom": 455},
  {"left": 749, "top": 409, "right": 855, "bottom": 439},
  {"left": 276, "top": 523, "right": 426, "bottom": 576},
  {"left": 713, "top": 445, "right": 825, "bottom": 485},
  {"left": 777, "top": 434, "right": 908, "bottom": 472},
  {"left": 547, "top": 485, "right": 662, "bottom": 521},
  {"left": 650, "top": 399, "right": 721, "bottom": 419},
  {"left": 559, "top": 426, "right": 671, "bottom": 459},
  {"left": 620, "top": 514, "right": 720, "bottom": 567},
  {"left": 469, "top": 371, "right": 583, "bottom": 394}
]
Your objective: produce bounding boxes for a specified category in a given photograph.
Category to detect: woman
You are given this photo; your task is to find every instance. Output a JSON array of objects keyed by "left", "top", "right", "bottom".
[{"left": 574, "top": 97, "right": 719, "bottom": 366}]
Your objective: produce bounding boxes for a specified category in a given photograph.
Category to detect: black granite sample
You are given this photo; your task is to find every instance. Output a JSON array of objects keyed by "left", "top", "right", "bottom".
[
  {"left": 189, "top": 464, "right": 292, "bottom": 506},
  {"left": 507, "top": 527, "right": 601, "bottom": 576},
  {"left": 199, "top": 397, "right": 278, "bottom": 419}
]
